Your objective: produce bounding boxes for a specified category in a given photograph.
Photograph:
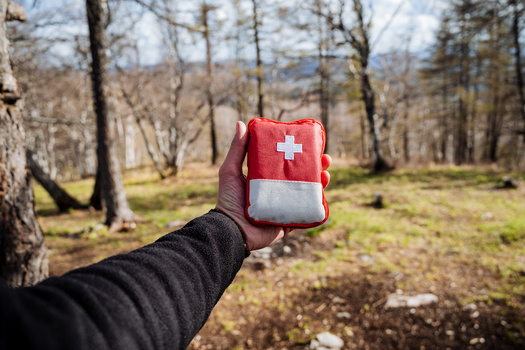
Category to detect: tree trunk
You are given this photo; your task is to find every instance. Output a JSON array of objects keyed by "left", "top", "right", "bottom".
[
  {"left": 202, "top": 4, "right": 218, "bottom": 165},
  {"left": 86, "top": 0, "right": 137, "bottom": 232},
  {"left": 400, "top": 45, "right": 412, "bottom": 163},
  {"left": 27, "top": 150, "right": 88, "bottom": 212},
  {"left": 360, "top": 111, "right": 367, "bottom": 159},
  {"left": 45, "top": 123, "right": 58, "bottom": 180},
  {"left": 69, "top": 126, "right": 86, "bottom": 178},
  {"left": 319, "top": 51, "right": 330, "bottom": 153},
  {"left": 351, "top": 0, "right": 389, "bottom": 172},
  {"left": 440, "top": 77, "right": 449, "bottom": 163},
  {"left": 402, "top": 97, "right": 410, "bottom": 163},
  {"left": 90, "top": 166, "right": 102, "bottom": 210},
  {"left": 251, "top": 0, "right": 264, "bottom": 118},
  {"left": 361, "top": 62, "right": 387, "bottom": 172},
  {"left": 489, "top": 113, "right": 500, "bottom": 163},
  {"left": 0, "top": 0, "right": 48, "bottom": 287},
  {"left": 511, "top": 0, "right": 525, "bottom": 139},
  {"left": 455, "top": 15, "right": 471, "bottom": 165}
]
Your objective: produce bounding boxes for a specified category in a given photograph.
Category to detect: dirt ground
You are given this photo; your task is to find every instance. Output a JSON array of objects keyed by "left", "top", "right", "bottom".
[
  {"left": 189, "top": 230, "right": 525, "bottom": 350},
  {"left": 39, "top": 165, "right": 525, "bottom": 349}
]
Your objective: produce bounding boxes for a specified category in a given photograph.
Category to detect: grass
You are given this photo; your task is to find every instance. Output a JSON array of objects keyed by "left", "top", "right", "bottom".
[{"left": 33, "top": 163, "right": 525, "bottom": 347}]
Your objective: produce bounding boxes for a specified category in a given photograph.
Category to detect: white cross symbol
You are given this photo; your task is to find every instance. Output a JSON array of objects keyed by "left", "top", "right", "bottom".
[{"left": 276, "top": 135, "right": 302, "bottom": 160}]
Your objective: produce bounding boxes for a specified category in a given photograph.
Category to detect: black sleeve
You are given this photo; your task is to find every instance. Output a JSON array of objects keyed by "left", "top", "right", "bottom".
[{"left": 0, "top": 211, "right": 246, "bottom": 350}]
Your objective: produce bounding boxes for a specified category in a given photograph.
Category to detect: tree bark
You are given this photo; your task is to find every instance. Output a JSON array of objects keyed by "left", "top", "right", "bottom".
[
  {"left": 361, "top": 60, "right": 387, "bottom": 172},
  {"left": 359, "top": 111, "right": 367, "bottom": 159},
  {"left": 202, "top": 3, "right": 218, "bottom": 165},
  {"left": 401, "top": 49, "right": 411, "bottom": 163},
  {"left": 331, "top": 0, "right": 389, "bottom": 172},
  {"left": 317, "top": 2, "right": 330, "bottom": 153},
  {"left": 511, "top": 0, "right": 525, "bottom": 140},
  {"left": 27, "top": 150, "right": 88, "bottom": 212},
  {"left": 251, "top": 0, "right": 264, "bottom": 118},
  {"left": 86, "top": 0, "right": 137, "bottom": 232},
  {"left": 455, "top": 34, "right": 469, "bottom": 165},
  {"left": 89, "top": 167, "right": 102, "bottom": 210},
  {"left": 402, "top": 96, "right": 409, "bottom": 163},
  {"left": 0, "top": 0, "right": 48, "bottom": 287}
]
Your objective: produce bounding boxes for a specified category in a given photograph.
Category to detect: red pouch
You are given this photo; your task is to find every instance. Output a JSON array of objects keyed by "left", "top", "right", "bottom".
[{"left": 245, "top": 118, "right": 329, "bottom": 228}]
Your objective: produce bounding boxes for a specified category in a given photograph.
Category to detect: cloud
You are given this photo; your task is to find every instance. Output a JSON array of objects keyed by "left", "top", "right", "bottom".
[
  {"left": 136, "top": 12, "right": 163, "bottom": 66},
  {"left": 369, "top": 0, "right": 446, "bottom": 53}
]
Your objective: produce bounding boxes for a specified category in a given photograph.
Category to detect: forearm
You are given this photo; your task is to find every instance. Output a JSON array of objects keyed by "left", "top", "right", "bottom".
[{"left": 0, "top": 211, "right": 246, "bottom": 350}]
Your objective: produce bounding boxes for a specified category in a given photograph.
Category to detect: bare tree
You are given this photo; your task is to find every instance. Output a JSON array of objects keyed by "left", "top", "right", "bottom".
[
  {"left": 115, "top": 0, "right": 213, "bottom": 176},
  {"left": 510, "top": 0, "right": 525, "bottom": 139},
  {"left": 86, "top": 0, "right": 139, "bottom": 232},
  {"left": 314, "top": 0, "right": 332, "bottom": 152},
  {"left": 27, "top": 150, "right": 88, "bottom": 212},
  {"left": 229, "top": 0, "right": 252, "bottom": 123},
  {"left": 119, "top": 84, "right": 166, "bottom": 178},
  {"left": 200, "top": 1, "right": 218, "bottom": 164},
  {"left": 0, "top": 0, "right": 48, "bottom": 287},
  {"left": 327, "top": 0, "right": 398, "bottom": 172},
  {"left": 375, "top": 42, "right": 416, "bottom": 164},
  {"left": 251, "top": 0, "right": 264, "bottom": 118}
]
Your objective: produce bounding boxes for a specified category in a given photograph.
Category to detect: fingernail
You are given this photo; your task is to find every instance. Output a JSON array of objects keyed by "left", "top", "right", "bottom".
[{"left": 235, "top": 121, "right": 242, "bottom": 137}]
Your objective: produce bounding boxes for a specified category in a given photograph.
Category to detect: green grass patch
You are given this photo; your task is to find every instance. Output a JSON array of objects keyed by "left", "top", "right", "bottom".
[{"left": 33, "top": 164, "right": 525, "bottom": 338}]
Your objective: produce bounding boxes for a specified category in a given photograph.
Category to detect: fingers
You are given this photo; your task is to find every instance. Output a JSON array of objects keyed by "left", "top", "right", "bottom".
[
  {"left": 321, "top": 170, "right": 330, "bottom": 189},
  {"left": 220, "top": 121, "right": 248, "bottom": 175},
  {"left": 321, "top": 154, "right": 331, "bottom": 171},
  {"left": 321, "top": 154, "right": 331, "bottom": 189}
]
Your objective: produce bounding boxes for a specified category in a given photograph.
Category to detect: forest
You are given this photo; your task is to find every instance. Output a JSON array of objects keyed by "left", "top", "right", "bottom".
[
  {"left": 0, "top": 0, "right": 525, "bottom": 349},
  {"left": 9, "top": 0, "right": 525, "bottom": 180}
]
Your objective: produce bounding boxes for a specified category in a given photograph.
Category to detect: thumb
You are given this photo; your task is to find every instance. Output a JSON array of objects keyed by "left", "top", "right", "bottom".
[{"left": 221, "top": 121, "right": 248, "bottom": 173}]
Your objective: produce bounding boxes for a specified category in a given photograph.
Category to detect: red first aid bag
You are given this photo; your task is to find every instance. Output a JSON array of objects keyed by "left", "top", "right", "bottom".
[{"left": 245, "top": 118, "right": 329, "bottom": 228}]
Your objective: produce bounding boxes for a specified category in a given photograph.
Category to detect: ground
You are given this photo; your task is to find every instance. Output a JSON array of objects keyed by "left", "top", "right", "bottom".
[{"left": 34, "top": 162, "right": 525, "bottom": 349}]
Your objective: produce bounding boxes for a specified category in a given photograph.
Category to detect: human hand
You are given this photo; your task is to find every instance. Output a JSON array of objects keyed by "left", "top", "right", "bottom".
[{"left": 215, "top": 121, "right": 331, "bottom": 252}]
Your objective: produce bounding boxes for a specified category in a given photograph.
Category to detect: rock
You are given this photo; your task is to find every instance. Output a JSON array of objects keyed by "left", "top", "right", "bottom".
[
  {"left": 495, "top": 176, "right": 519, "bottom": 189},
  {"left": 253, "top": 246, "right": 273, "bottom": 259},
  {"left": 331, "top": 296, "right": 346, "bottom": 304},
  {"left": 316, "top": 332, "right": 344, "bottom": 349},
  {"left": 251, "top": 260, "right": 270, "bottom": 271},
  {"left": 446, "top": 247, "right": 461, "bottom": 256},
  {"left": 469, "top": 338, "right": 478, "bottom": 345},
  {"left": 481, "top": 212, "right": 493, "bottom": 220},
  {"left": 283, "top": 245, "right": 292, "bottom": 254},
  {"left": 165, "top": 221, "right": 186, "bottom": 228},
  {"left": 462, "top": 303, "right": 477, "bottom": 312},
  {"left": 336, "top": 312, "right": 351, "bottom": 319},
  {"left": 501, "top": 176, "right": 518, "bottom": 189},
  {"left": 93, "top": 223, "right": 105, "bottom": 232},
  {"left": 370, "top": 192, "right": 384, "bottom": 209},
  {"left": 359, "top": 254, "right": 375, "bottom": 263},
  {"left": 309, "top": 340, "right": 320, "bottom": 349},
  {"left": 385, "top": 293, "right": 438, "bottom": 308}
]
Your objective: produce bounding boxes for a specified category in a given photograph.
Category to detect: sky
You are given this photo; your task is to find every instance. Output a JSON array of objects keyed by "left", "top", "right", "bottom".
[
  {"left": 20, "top": 0, "right": 449, "bottom": 66},
  {"left": 134, "top": 0, "right": 449, "bottom": 64},
  {"left": 364, "top": 0, "right": 448, "bottom": 54}
]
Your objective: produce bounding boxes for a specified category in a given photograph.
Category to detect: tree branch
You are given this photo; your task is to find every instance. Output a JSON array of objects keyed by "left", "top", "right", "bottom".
[
  {"left": 133, "top": 0, "right": 199, "bottom": 32},
  {"left": 371, "top": 0, "right": 404, "bottom": 50}
]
